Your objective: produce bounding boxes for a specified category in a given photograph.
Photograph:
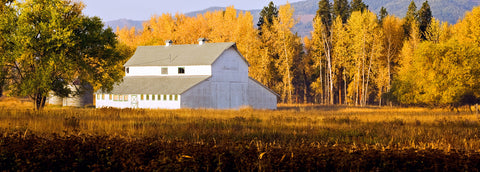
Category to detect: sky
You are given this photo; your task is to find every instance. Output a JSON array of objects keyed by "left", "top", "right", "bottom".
[{"left": 81, "top": 0, "right": 304, "bottom": 22}]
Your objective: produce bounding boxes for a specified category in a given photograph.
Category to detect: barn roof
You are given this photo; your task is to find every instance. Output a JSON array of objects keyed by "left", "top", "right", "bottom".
[
  {"left": 124, "top": 42, "right": 249, "bottom": 67},
  {"left": 98, "top": 76, "right": 210, "bottom": 95}
]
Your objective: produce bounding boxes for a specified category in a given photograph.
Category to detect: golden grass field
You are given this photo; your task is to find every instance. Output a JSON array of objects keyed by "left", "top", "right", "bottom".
[{"left": 1, "top": 97, "right": 480, "bottom": 170}]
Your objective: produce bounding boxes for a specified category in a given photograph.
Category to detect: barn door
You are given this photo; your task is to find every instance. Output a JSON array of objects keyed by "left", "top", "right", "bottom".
[
  {"left": 216, "top": 82, "right": 230, "bottom": 109},
  {"left": 131, "top": 95, "right": 138, "bottom": 108},
  {"left": 230, "top": 83, "right": 245, "bottom": 109}
]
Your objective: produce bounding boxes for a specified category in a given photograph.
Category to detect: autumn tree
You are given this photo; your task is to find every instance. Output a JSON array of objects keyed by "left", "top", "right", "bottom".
[
  {"left": 311, "top": 0, "right": 335, "bottom": 104},
  {"left": 346, "top": 10, "right": 383, "bottom": 106},
  {"left": 331, "top": 17, "right": 351, "bottom": 104},
  {"left": 272, "top": 3, "right": 302, "bottom": 103},
  {"left": 378, "top": 15, "right": 404, "bottom": 105}
]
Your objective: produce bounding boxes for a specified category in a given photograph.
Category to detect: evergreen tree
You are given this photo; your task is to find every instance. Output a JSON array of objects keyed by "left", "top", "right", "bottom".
[
  {"left": 333, "top": 0, "right": 350, "bottom": 23},
  {"left": 403, "top": 0, "right": 418, "bottom": 38},
  {"left": 350, "top": 0, "right": 368, "bottom": 12},
  {"left": 378, "top": 7, "right": 388, "bottom": 24},
  {"left": 257, "top": 1, "right": 278, "bottom": 35},
  {"left": 418, "top": 0, "right": 432, "bottom": 40},
  {"left": 317, "top": 0, "right": 332, "bottom": 27}
]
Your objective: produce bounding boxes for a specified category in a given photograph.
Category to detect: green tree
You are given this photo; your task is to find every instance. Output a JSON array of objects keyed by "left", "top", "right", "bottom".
[
  {"left": 333, "top": 0, "right": 350, "bottom": 23},
  {"left": 7, "top": 0, "right": 125, "bottom": 110},
  {"left": 378, "top": 7, "right": 388, "bottom": 24},
  {"left": 0, "top": 0, "right": 15, "bottom": 97},
  {"left": 314, "top": 0, "right": 335, "bottom": 104},
  {"left": 418, "top": 0, "right": 432, "bottom": 40},
  {"left": 350, "top": 0, "right": 368, "bottom": 12},
  {"left": 257, "top": 1, "right": 278, "bottom": 36},
  {"left": 67, "top": 16, "right": 127, "bottom": 93},
  {"left": 317, "top": 0, "right": 332, "bottom": 27},
  {"left": 403, "top": 1, "right": 418, "bottom": 38}
]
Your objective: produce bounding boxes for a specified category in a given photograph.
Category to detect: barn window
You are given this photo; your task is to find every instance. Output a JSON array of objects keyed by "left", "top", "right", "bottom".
[
  {"left": 126, "top": 67, "right": 129, "bottom": 74},
  {"left": 174, "top": 95, "right": 178, "bottom": 101},
  {"left": 163, "top": 94, "right": 167, "bottom": 101},
  {"left": 146, "top": 94, "right": 149, "bottom": 100},
  {"left": 124, "top": 95, "right": 128, "bottom": 101},
  {"left": 109, "top": 94, "right": 112, "bottom": 100},
  {"left": 96, "top": 94, "right": 100, "bottom": 100},
  {"left": 114, "top": 95, "right": 119, "bottom": 101},
  {"left": 178, "top": 67, "right": 185, "bottom": 74},
  {"left": 161, "top": 67, "right": 168, "bottom": 75},
  {"left": 152, "top": 95, "right": 156, "bottom": 101},
  {"left": 102, "top": 94, "right": 105, "bottom": 100},
  {"left": 169, "top": 95, "right": 173, "bottom": 101},
  {"left": 141, "top": 94, "right": 144, "bottom": 100},
  {"left": 158, "top": 95, "right": 161, "bottom": 101}
]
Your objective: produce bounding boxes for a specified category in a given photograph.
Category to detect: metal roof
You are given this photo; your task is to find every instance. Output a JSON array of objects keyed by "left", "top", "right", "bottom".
[
  {"left": 124, "top": 42, "right": 242, "bottom": 67},
  {"left": 98, "top": 76, "right": 210, "bottom": 95}
]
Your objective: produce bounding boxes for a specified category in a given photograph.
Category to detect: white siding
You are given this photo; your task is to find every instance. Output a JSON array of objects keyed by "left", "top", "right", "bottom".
[
  {"left": 126, "top": 65, "right": 211, "bottom": 76},
  {"left": 181, "top": 79, "right": 248, "bottom": 109},
  {"left": 182, "top": 48, "right": 250, "bottom": 109},
  {"left": 247, "top": 79, "right": 277, "bottom": 110},
  {"left": 181, "top": 80, "right": 215, "bottom": 108},
  {"left": 95, "top": 94, "right": 181, "bottom": 109},
  {"left": 211, "top": 47, "right": 249, "bottom": 83}
]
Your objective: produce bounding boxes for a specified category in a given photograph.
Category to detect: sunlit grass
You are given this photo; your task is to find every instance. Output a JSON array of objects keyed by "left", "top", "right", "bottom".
[{"left": 1, "top": 101, "right": 480, "bottom": 152}]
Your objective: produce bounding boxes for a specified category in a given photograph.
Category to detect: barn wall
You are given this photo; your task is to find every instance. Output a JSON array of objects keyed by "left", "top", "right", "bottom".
[
  {"left": 181, "top": 80, "right": 215, "bottom": 109},
  {"left": 211, "top": 47, "right": 249, "bottom": 83},
  {"left": 46, "top": 91, "right": 63, "bottom": 106},
  {"left": 62, "top": 85, "right": 93, "bottom": 107},
  {"left": 126, "top": 66, "right": 211, "bottom": 76},
  {"left": 210, "top": 47, "right": 249, "bottom": 109},
  {"left": 247, "top": 79, "right": 277, "bottom": 110},
  {"left": 95, "top": 94, "right": 181, "bottom": 109},
  {"left": 47, "top": 85, "right": 93, "bottom": 107}
]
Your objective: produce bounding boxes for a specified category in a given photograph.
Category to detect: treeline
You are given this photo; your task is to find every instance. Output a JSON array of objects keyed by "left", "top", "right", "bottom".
[{"left": 116, "top": 0, "right": 480, "bottom": 107}]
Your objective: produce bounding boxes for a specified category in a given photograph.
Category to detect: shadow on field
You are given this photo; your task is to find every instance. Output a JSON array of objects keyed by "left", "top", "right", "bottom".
[{"left": 277, "top": 104, "right": 384, "bottom": 111}]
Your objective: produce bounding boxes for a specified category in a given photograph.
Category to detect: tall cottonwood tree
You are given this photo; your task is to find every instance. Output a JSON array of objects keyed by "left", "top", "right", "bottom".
[
  {"left": 7, "top": 0, "right": 125, "bottom": 110},
  {"left": 379, "top": 15, "right": 404, "bottom": 105},
  {"left": 331, "top": 17, "right": 351, "bottom": 104},
  {"left": 347, "top": 10, "right": 383, "bottom": 106},
  {"left": 312, "top": 0, "right": 335, "bottom": 104},
  {"left": 272, "top": 3, "right": 302, "bottom": 103}
]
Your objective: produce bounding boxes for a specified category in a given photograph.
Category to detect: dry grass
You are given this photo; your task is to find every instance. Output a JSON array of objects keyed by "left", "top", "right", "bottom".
[{"left": 1, "top": 101, "right": 480, "bottom": 152}]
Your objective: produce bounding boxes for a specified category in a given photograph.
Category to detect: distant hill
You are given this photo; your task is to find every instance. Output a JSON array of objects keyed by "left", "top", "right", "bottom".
[
  {"left": 106, "top": 0, "right": 480, "bottom": 37},
  {"left": 105, "top": 19, "right": 144, "bottom": 31}
]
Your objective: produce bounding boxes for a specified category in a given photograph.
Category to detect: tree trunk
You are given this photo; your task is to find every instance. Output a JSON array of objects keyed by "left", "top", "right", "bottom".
[
  {"left": 343, "top": 68, "right": 347, "bottom": 105},
  {"left": 34, "top": 93, "right": 47, "bottom": 110}
]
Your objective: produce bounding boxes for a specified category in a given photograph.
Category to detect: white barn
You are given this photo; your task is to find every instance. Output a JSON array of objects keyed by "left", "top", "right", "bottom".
[{"left": 95, "top": 39, "right": 278, "bottom": 109}]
